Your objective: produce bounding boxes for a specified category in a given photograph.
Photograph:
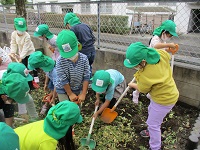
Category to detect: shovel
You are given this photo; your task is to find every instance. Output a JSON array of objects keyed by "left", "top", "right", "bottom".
[
  {"left": 80, "top": 105, "right": 98, "bottom": 150},
  {"left": 100, "top": 77, "right": 136, "bottom": 123}
]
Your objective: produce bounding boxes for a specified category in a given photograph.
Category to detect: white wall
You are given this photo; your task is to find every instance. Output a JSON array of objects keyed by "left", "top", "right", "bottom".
[{"left": 175, "top": 3, "right": 191, "bottom": 34}]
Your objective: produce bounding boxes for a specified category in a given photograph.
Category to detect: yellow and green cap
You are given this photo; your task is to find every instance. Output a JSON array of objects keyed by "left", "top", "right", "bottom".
[
  {"left": 14, "top": 17, "right": 27, "bottom": 31},
  {"left": 44, "top": 101, "right": 82, "bottom": 140},
  {"left": 91, "top": 70, "right": 114, "bottom": 93},
  {"left": 2, "top": 73, "right": 30, "bottom": 104},
  {"left": 124, "top": 42, "right": 160, "bottom": 68},
  {"left": 4, "top": 62, "right": 33, "bottom": 81},
  {"left": 28, "top": 51, "right": 55, "bottom": 72},
  {"left": 153, "top": 20, "right": 178, "bottom": 37},
  {"left": 34, "top": 24, "right": 53, "bottom": 39},
  {"left": 56, "top": 30, "right": 78, "bottom": 58},
  {"left": 0, "top": 122, "right": 19, "bottom": 150}
]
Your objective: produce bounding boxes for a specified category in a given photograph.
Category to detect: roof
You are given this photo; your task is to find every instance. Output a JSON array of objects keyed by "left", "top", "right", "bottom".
[{"left": 126, "top": 6, "right": 176, "bottom": 13}]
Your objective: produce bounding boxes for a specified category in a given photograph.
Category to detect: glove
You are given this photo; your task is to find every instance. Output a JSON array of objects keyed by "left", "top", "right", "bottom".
[{"left": 132, "top": 90, "right": 139, "bottom": 104}]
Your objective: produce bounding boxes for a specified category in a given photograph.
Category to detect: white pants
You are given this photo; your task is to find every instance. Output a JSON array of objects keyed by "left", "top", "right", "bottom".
[{"left": 18, "top": 94, "right": 38, "bottom": 119}]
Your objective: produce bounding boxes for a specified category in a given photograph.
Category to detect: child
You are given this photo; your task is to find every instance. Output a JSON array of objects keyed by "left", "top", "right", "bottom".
[
  {"left": 55, "top": 30, "right": 90, "bottom": 102},
  {"left": 91, "top": 69, "right": 126, "bottom": 119},
  {"left": 0, "top": 73, "right": 30, "bottom": 126},
  {"left": 33, "top": 24, "right": 60, "bottom": 61},
  {"left": 124, "top": 42, "right": 179, "bottom": 150},
  {"left": 4, "top": 62, "right": 38, "bottom": 121},
  {"left": 28, "top": 51, "right": 58, "bottom": 107},
  {"left": 0, "top": 122, "right": 20, "bottom": 150},
  {"left": 149, "top": 20, "right": 177, "bottom": 50},
  {"left": 64, "top": 12, "right": 96, "bottom": 78},
  {"left": 14, "top": 100, "right": 82, "bottom": 150},
  {"left": 132, "top": 20, "right": 178, "bottom": 104},
  {"left": 9, "top": 17, "right": 39, "bottom": 89}
]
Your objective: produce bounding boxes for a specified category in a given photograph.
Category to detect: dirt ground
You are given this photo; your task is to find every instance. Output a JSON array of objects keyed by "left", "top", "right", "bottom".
[{"left": 21, "top": 70, "right": 200, "bottom": 150}]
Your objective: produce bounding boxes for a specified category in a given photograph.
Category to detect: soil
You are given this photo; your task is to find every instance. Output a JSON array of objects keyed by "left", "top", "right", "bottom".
[{"left": 21, "top": 70, "right": 200, "bottom": 150}]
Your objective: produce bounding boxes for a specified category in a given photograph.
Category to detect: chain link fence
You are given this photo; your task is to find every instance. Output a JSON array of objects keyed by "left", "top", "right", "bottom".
[{"left": 0, "top": 1, "right": 200, "bottom": 65}]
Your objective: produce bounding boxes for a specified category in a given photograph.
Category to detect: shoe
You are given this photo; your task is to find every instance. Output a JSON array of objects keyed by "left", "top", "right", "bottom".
[
  {"left": 40, "top": 104, "right": 48, "bottom": 115},
  {"left": 140, "top": 129, "right": 150, "bottom": 138},
  {"left": 32, "top": 81, "right": 40, "bottom": 89}
]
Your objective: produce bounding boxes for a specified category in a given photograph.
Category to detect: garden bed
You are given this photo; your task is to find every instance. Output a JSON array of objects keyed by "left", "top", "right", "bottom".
[{"left": 21, "top": 70, "right": 200, "bottom": 150}]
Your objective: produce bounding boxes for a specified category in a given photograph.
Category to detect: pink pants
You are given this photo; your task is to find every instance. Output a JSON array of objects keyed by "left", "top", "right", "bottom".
[{"left": 147, "top": 100, "right": 174, "bottom": 150}]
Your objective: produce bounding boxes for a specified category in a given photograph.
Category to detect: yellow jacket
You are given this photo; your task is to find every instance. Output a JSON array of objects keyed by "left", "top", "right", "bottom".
[
  {"left": 134, "top": 50, "right": 179, "bottom": 105},
  {"left": 10, "top": 31, "right": 35, "bottom": 59},
  {"left": 14, "top": 120, "right": 58, "bottom": 150}
]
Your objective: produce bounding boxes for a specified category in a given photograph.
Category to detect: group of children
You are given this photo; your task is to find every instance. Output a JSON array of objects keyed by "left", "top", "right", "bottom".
[{"left": 0, "top": 12, "right": 179, "bottom": 150}]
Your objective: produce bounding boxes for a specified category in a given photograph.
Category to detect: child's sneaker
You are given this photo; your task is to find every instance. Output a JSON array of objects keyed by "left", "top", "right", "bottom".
[
  {"left": 140, "top": 129, "right": 150, "bottom": 138},
  {"left": 40, "top": 104, "right": 48, "bottom": 115},
  {"left": 32, "top": 81, "right": 40, "bottom": 89}
]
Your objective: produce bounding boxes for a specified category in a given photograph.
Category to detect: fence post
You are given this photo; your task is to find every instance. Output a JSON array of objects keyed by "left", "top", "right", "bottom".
[
  {"left": 97, "top": 2, "right": 100, "bottom": 49},
  {"left": 2, "top": 6, "right": 8, "bottom": 32},
  {"left": 37, "top": 4, "right": 41, "bottom": 24}
]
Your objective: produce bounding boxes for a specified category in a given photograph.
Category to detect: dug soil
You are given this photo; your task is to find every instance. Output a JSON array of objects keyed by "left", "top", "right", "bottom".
[{"left": 28, "top": 70, "right": 199, "bottom": 150}]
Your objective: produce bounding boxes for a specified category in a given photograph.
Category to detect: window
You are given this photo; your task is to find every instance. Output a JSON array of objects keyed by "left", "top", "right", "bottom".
[
  {"left": 62, "top": 5, "right": 73, "bottom": 14},
  {"left": 81, "top": 4, "right": 90, "bottom": 13},
  {"left": 100, "top": 2, "right": 112, "bottom": 14}
]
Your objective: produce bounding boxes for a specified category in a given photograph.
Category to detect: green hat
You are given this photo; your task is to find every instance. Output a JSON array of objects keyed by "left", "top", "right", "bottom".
[
  {"left": 4, "top": 62, "right": 33, "bottom": 81},
  {"left": 68, "top": 16, "right": 81, "bottom": 26},
  {"left": 28, "top": 51, "right": 55, "bottom": 72},
  {"left": 153, "top": 20, "right": 178, "bottom": 37},
  {"left": 44, "top": 101, "right": 82, "bottom": 140},
  {"left": 14, "top": 17, "right": 27, "bottom": 31},
  {"left": 91, "top": 70, "right": 114, "bottom": 93},
  {"left": 2, "top": 73, "right": 30, "bottom": 104},
  {"left": 34, "top": 24, "right": 53, "bottom": 39},
  {"left": 124, "top": 42, "right": 160, "bottom": 68},
  {"left": 0, "top": 122, "right": 20, "bottom": 150},
  {"left": 64, "top": 12, "right": 77, "bottom": 26},
  {"left": 56, "top": 30, "right": 78, "bottom": 58}
]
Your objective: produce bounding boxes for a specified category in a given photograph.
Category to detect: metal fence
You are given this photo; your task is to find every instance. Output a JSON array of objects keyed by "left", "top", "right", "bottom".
[{"left": 0, "top": 1, "right": 200, "bottom": 65}]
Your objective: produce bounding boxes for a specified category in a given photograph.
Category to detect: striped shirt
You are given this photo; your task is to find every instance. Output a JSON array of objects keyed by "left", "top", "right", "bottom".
[{"left": 55, "top": 52, "right": 90, "bottom": 93}]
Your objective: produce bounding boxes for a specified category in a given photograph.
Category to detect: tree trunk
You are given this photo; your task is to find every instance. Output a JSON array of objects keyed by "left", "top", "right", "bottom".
[{"left": 15, "top": 0, "right": 26, "bottom": 19}]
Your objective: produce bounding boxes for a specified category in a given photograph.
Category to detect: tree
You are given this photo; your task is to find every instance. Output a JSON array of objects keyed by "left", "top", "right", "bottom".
[
  {"left": 0, "top": 0, "right": 15, "bottom": 5},
  {"left": 15, "top": 0, "right": 26, "bottom": 19}
]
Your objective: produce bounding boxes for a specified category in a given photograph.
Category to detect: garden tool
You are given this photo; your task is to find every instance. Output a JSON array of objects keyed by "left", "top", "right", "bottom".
[
  {"left": 80, "top": 105, "right": 98, "bottom": 150},
  {"left": 100, "top": 77, "right": 136, "bottom": 123},
  {"left": 167, "top": 44, "right": 179, "bottom": 73}
]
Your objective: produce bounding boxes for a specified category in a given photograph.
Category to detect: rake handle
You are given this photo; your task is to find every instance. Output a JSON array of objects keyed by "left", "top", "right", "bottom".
[
  {"left": 87, "top": 105, "right": 98, "bottom": 142},
  {"left": 110, "top": 77, "right": 136, "bottom": 112}
]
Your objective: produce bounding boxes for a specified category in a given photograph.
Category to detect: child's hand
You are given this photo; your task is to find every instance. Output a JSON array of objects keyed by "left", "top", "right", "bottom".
[
  {"left": 69, "top": 93, "right": 78, "bottom": 102},
  {"left": 78, "top": 93, "right": 86, "bottom": 103},
  {"left": 49, "top": 46, "right": 55, "bottom": 53},
  {"left": 92, "top": 112, "right": 99, "bottom": 120},
  {"left": 95, "top": 100, "right": 100, "bottom": 106},
  {"left": 44, "top": 84, "right": 48, "bottom": 93},
  {"left": 168, "top": 43, "right": 176, "bottom": 49}
]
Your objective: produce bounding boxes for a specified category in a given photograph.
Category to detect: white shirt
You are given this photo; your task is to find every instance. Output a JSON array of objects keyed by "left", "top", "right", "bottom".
[
  {"left": 149, "top": 35, "right": 166, "bottom": 50},
  {"left": 10, "top": 31, "right": 35, "bottom": 59}
]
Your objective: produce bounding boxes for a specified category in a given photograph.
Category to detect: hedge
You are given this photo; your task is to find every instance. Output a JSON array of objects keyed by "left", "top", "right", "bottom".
[{"left": 1, "top": 12, "right": 129, "bottom": 35}]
